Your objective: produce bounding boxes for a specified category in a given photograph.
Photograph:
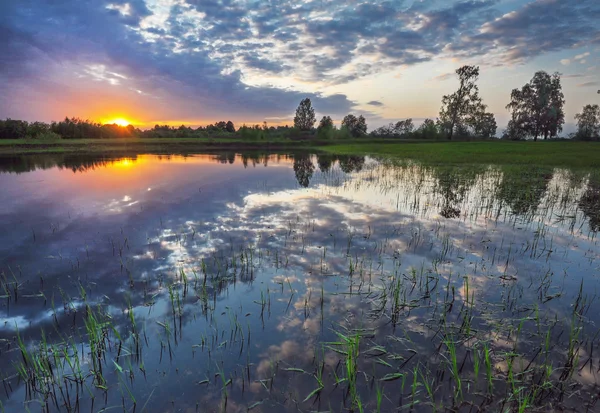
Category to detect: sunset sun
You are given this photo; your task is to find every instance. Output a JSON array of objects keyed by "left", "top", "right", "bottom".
[{"left": 105, "top": 118, "right": 130, "bottom": 127}]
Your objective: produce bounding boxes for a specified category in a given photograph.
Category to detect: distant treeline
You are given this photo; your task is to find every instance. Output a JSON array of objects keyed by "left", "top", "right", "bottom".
[{"left": 1, "top": 67, "right": 599, "bottom": 141}]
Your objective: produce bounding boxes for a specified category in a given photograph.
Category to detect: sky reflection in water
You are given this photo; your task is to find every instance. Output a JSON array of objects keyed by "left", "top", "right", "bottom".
[{"left": 0, "top": 153, "right": 598, "bottom": 412}]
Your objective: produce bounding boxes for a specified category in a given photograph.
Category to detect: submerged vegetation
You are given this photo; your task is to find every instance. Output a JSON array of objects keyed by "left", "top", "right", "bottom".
[{"left": 0, "top": 152, "right": 599, "bottom": 412}]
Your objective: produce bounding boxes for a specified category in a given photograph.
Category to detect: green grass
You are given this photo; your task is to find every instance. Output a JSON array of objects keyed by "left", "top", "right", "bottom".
[
  {"left": 1, "top": 138, "right": 599, "bottom": 168},
  {"left": 322, "top": 141, "right": 600, "bottom": 168}
]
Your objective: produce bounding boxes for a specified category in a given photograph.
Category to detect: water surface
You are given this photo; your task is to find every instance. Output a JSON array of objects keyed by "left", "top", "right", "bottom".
[{"left": 0, "top": 153, "right": 599, "bottom": 412}]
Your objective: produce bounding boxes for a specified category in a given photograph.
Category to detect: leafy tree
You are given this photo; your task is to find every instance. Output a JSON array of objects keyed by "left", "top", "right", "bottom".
[
  {"left": 0, "top": 119, "right": 29, "bottom": 139},
  {"left": 438, "top": 65, "right": 482, "bottom": 140},
  {"left": 415, "top": 119, "right": 440, "bottom": 139},
  {"left": 395, "top": 118, "right": 414, "bottom": 136},
  {"left": 501, "top": 119, "right": 528, "bottom": 140},
  {"left": 341, "top": 114, "right": 367, "bottom": 137},
  {"left": 506, "top": 71, "right": 565, "bottom": 141},
  {"left": 318, "top": 116, "right": 333, "bottom": 130},
  {"left": 370, "top": 118, "right": 414, "bottom": 138},
  {"left": 471, "top": 108, "right": 497, "bottom": 139},
  {"left": 574, "top": 104, "right": 600, "bottom": 140},
  {"left": 27, "top": 121, "right": 50, "bottom": 138},
  {"left": 294, "top": 98, "right": 316, "bottom": 131},
  {"left": 317, "top": 116, "right": 335, "bottom": 139}
]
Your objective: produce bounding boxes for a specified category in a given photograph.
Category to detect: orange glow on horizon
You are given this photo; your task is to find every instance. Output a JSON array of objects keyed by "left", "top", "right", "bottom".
[{"left": 104, "top": 118, "right": 131, "bottom": 127}]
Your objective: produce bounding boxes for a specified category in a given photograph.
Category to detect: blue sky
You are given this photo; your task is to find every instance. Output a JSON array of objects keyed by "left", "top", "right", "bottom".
[{"left": 1, "top": 0, "right": 599, "bottom": 131}]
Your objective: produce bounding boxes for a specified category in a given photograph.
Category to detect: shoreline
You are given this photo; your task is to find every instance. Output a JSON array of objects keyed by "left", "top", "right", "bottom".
[{"left": 0, "top": 139, "right": 598, "bottom": 168}]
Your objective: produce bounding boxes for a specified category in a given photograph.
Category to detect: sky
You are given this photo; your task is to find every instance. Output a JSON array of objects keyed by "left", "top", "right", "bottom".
[{"left": 1, "top": 0, "right": 599, "bottom": 132}]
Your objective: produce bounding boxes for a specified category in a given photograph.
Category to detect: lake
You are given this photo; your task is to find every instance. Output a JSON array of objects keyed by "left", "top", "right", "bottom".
[{"left": 0, "top": 152, "right": 598, "bottom": 412}]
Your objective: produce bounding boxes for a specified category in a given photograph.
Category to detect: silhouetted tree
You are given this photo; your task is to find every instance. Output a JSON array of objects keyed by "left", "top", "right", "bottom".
[
  {"left": 439, "top": 65, "right": 483, "bottom": 140},
  {"left": 415, "top": 119, "right": 440, "bottom": 139},
  {"left": 318, "top": 116, "right": 333, "bottom": 130},
  {"left": 0, "top": 119, "right": 29, "bottom": 139},
  {"left": 341, "top": 114, "right": 367, "bottom": 137},
  {"left": 294, "top": 98, "right": 316, "bottom": 131},
  {"left": 226, "top": 121, "right": 235, "bottom": 133},
  {"left": 317, "top": 116, "right": 335, "bottom": 139},
  {"left": 506, "top": 71, "right": 565, "bottom": 141},
  {"left": 471, "top": 109, "right": 497, "bottom": 139},
  {"left": 371, "top": 119, "right": 415, "bottom": 138},
  {"left": 395, "top": 119, "right": 414, "bottom": 136},
  {"left": 574, "top": 104, "right": 600, "bottom": 140}
]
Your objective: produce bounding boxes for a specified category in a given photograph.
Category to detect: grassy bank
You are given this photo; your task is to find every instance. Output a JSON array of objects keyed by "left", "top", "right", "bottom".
[
  {"left": 0, "top": 137, "right": 317, "bottom": 154},
  {"left": 1, "top": 138, "right": 599, "bottom": 168},
  {"left": 323, "top": 141, "right": 600, "bottom": 168}
]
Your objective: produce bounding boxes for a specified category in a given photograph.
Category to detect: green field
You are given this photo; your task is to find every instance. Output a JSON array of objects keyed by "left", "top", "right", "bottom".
[
  {"left": 1, "top": 138, "right": 599, "bottom": 168},
  {"left": 325, "top": 141, "right": 600, "bottom": 168}
]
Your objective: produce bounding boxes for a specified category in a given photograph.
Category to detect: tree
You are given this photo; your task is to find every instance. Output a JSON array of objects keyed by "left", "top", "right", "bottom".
[
  {"left": 317, "top": 116, "right": 335, "bottom": 139},
  {"left": 471, "top": 109, "right": 497, "bottom": 139},
  {"left": 342, "top": 114, "right": 367, "bottom": 137},
  {"left": 574, "top": 104, "right": 600, "bottom": 140},
  {"left": 506, "top": 71, "right": 565, "bottom": 141},
  {"left": 501, "top": 119, "right": 528, "bottom": 140},
  {"left": 0, "top": 119, "right": 29, "bottom": 139},
  {"left": 438, "top": 65, "right": 482, "bottom": 140},
  {"left": 226, "top": 121, "right": 235, "bottom": 133},
  {"left": 318, "top": 116, "right": 333, "bottom": 130},
  {"left": 416, "top": 119, "right": 440, "bottom": 139},
  {"left": 294, "top": 98, "right": 316, "bottom": 131},
  {"left": 395, "top": 119, "right": 414, "bottom": 136}
]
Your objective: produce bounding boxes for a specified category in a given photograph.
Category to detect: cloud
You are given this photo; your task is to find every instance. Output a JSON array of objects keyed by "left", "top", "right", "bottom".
[
  {"left": 560, "top": 59, "right": 571, "bottom": 66},
  {"left": 434, "top": 72, "right": 455, "bottom": 81},
  {"left": 449, "top": 0, "right": 600, "bottom": 64},
  {"left": 1, "top": 0, "right": 599, "bottom": 122},
  {"left": 367, "top": 101, "right": 384, "bottom": 107},
  {"left": 577, "top": 82, "right": 599, "bottom": 87}
]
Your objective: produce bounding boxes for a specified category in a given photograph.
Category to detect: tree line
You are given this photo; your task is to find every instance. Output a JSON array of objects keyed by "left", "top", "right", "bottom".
[
  {"left": 292, "top": 66, "right": 599, "bottom": 141},
  {"left": 1, "top": 66, "right": 599, "bottom": 141}
]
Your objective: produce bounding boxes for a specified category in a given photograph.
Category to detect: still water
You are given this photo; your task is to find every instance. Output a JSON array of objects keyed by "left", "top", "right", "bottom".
[{"left": 0, "top": 153, "right": 598, "bottom": 412}]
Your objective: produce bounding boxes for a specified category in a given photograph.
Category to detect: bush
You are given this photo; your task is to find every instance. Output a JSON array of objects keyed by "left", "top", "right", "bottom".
[{"left": 34, "top": 131, "right": 62, "bottom": 140}]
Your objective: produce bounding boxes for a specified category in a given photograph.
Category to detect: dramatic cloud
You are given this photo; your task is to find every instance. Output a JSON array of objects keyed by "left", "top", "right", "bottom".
[
  {"left": 0, "top": 0, "right": 599, "bottom": 124},
  {"left": 450, "top": 0, "right": 600, "bottom": 64}
]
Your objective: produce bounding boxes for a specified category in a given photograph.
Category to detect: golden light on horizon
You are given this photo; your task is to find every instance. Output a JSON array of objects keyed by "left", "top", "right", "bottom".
[
  {"left": 112, "top": 159, "right": 135, "bottom": 168},
  {"left": 105, "top": 118, "right": 131, "bottom": 127}
]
